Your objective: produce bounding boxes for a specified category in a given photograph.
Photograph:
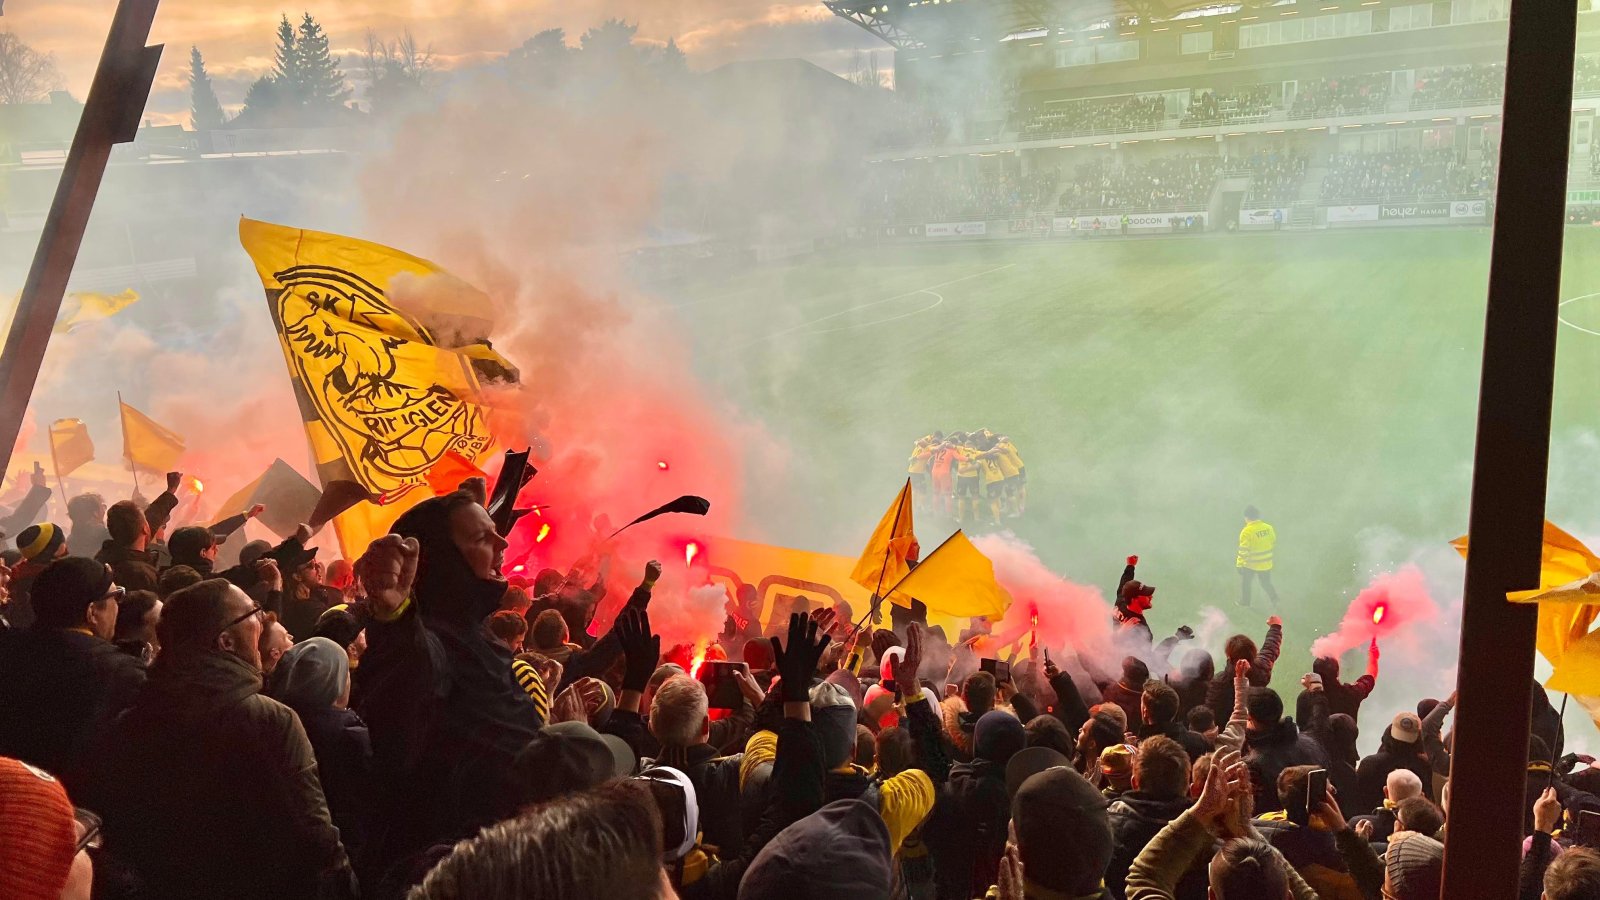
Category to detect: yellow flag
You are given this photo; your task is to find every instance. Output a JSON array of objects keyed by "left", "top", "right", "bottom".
[
  {"left": 886, "top": 530, "right": 1011, "bottom": 619},
  {"left": 55, "top": 288, "right": 138, "bottom": 334},
  {"left": 239, "top": 218, "right": 502, "bottom": 557},
  {"left": 850, "top": 479, "right": 917, "bottom": 604},
  {"left": 48, "top": 418, "right": 94, "bottom": 477},
  {"left": 119, "top": 399, "right": 185, "bottom": 473},
  {"left": 1452, "top": 521, "right": 1600, "bottom": 671}
]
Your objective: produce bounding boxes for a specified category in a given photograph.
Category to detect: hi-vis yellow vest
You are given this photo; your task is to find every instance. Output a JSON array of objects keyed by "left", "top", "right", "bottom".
[{"left": 1237, "top": 520, "right": 1276, "bottom": 571}]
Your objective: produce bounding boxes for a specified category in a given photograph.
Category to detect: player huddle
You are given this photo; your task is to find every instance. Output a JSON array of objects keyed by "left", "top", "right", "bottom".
[{"left": 907, "top": 429, "right": 1027, "bottom": 526}]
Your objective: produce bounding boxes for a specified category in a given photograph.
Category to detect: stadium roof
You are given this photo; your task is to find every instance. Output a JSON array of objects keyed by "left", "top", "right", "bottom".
[{"left": 825, "top": 0, "right": 1267, "bottom": 49}]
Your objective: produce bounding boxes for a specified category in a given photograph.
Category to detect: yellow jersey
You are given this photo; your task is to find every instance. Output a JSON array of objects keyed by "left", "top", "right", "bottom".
[
  {"left": 977, "top": 451, "right": 1006, "bottom": 485},
  {"left": 954, "top": 447, "right": 980, "bottom": 478},
  {"left": 993, "top": 441, "right": 1021, "bottom": 479},
  {"left": 1237, "top": 520, "right": 1276, "bottom": 571},
  {"left": 907, "top": 437, "right": 934, "bottom": 474}
]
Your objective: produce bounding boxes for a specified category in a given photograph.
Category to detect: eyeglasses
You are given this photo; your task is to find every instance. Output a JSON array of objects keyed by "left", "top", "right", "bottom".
[
  {"left": 102, "top": 586, "right": 126, "bottom": 604},
  {"left": 73, "top": 808, "right": 101, "bottom": 854},
  {"left": 217, "top": 604, "right": 264, "bottom": 635}
]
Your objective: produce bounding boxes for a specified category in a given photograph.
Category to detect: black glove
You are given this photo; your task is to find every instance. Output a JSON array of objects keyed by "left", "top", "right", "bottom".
[
  {"left": 1176, "top": 625, "right": 1195, "bottom": 641},
  {"left": 617, "top": 607, "right": 661, "bottom": 693},
  {"left": 770, "top": 612, "right": 830, "bottom": 702}
]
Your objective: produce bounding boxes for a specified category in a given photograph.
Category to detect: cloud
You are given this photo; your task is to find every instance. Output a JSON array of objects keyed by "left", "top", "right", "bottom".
[{"left": 5, "top": 0, "right": 877, "bottom": 125}]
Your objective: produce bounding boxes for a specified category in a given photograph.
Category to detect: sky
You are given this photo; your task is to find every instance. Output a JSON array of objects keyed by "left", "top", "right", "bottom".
[{"left": 3, "top": 0, "right": 889, "bottom": 124}]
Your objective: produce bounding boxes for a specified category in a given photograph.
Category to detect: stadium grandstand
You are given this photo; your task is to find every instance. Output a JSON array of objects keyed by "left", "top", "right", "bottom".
[{"left": 836, "top": 0, "right": 1600, "bottom": 234}]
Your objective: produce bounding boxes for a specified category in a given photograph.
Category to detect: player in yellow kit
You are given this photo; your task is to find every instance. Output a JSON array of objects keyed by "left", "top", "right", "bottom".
[
  {"left": 1236, "top": 505, "right": 1280, "bottom": 609},
  {"left": 994, "top": 434, "right": 1025, "bottom": 517},
  {"left": 953, "top": 435, "right": 982, "bottom": 525},
  {"left": 907, "top": 432, "right": 939, "bottom": 511},
  {"left": 975, "top": 437, "right": 1008, "bottom": 524}
]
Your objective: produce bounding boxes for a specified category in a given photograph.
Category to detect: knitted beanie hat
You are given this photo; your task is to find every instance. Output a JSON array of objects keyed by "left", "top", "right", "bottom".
[
  {"left": 0, "top": 756, "right": 78, "bottom": 900},
  {"left": 1385, "top": 831, "right": 1444, "bottom": 899}
]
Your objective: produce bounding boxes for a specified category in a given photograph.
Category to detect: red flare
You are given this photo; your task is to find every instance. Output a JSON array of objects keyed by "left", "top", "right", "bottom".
[
  {"left": 685, "top": 541, "right": 700, "bottom": 567},
  {"left": 689, "top": 648, "right": 707, "bottom": 679},
  {"left": 191, "top": 477, "right": 205, "bottom": 493},
  {"left": 535, "top": 523, "right": 551, "bottom": 543},
  {"left": 657, "top": 460, "right": 670, "bottom": 471},
  {"left": 1371, "top": 604, "right": 1386, "bottom": 625}
]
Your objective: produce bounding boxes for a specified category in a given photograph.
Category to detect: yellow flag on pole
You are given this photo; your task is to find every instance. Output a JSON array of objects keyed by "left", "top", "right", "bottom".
[
  {"left": 55, "top": 288, "right": 138, "bottom": 334},
  {"left": 238, "top": 217, "right": 505, "bottom": 557},
  {"left": 850, "top": 479, "right": 917, "bottom": 605},
  {"left": 118, "top": 399, "right": 185, "bottom": 473},
  {"left": 48, "top": 419, "right": 94, "bottom": 478},
  {"left": 886, "top": 530, "right": 1011, "bottom": 619}
]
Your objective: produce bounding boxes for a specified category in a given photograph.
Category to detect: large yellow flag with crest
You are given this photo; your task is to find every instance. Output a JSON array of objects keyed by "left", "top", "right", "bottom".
[{"left": 239, "top": 218, "right": 506, "bottom": 557}]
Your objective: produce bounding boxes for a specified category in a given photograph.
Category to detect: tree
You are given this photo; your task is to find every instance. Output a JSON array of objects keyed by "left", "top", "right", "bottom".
[
  {"left": 237, "top": 74, "right": 287, "bottom": 125},
  {"left": 188, "top": 46, "right": 226, "bottom": 129},
  {"left": 295, "top": 13, "right": 351, "bottom": 113},
  {"left": 0, "top": 31, "right": 61, "bottom": 105},
  {"left": 655, "top": 38, "right": 687, "bottom": 78},
  {"left": 362, "top": 29, "right": 432, "bottom": 116},
  {"left": 271, "top": 14, "right": 300, "bottom": 92},
  {"left": 507, "top": 27, "right": 569, "bottom": 89},
  {"left": 579, "top": 19, "right": 639, "bottom": 59}
]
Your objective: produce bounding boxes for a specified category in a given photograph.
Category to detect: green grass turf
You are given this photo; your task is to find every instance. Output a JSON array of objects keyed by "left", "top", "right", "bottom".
[{"left": 661, "top": 227, "right": 1600, "bottom": 676}]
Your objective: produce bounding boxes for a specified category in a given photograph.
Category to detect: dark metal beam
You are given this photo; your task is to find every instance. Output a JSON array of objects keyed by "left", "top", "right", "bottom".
[
  {"left": 1444, "top": 0, "right": 1577, "bottom": 897},
  {"left": 825, "top": 2, "right": 926, "bottom": 50},
  {"left": 0, "top": 0, "right": 162, "bottom": 477}
]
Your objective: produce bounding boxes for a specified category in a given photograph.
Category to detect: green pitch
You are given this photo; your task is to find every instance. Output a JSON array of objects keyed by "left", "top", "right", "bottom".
[{"left": 663, "top": 228, "right": 1600, "bottom": 670}]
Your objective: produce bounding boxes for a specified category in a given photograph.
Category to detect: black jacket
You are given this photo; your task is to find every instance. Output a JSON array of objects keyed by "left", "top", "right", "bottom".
[
  {"left": 1244, "top": 717, "right": 1326, "bottom": 813},
  {"left": 1140, "top": 720, "right": 1213, "bottom": 763},
  {"left": 927, "top": 757, "right": 1010, "bottom": 900},
  {"left": 648, "top": 743, "right": 746, "bottom": 857},
  {"left": 0, "top": 627, "right": 145, "bottom": 792},
  {"left": 84, "top": 651, "right": 353, "bottom": 900},
  {"left": 1107, "top": 792, "right": 1205, "bottom": 900},
  {"left": 294, "top": 704, "right": 374, "bottom": 860},
  {"left": 1205, "top": 623, "right": 1283, "bottom": 721},
  {"left": 1352, "top": 748, "right": 1433, "bottom": 812}
]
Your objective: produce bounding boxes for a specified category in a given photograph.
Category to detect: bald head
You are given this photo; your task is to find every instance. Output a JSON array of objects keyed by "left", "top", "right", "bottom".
[
  {"left": 1385, "top": 768, "right": 1423, "bottom": 803},
  {"left": 159, "top": 578, "right": 263, "bottom": 671}
]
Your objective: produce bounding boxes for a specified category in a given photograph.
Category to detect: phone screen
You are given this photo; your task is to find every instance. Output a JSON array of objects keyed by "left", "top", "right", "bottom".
[
  {"left": 1300, "top": 769, "right": 1328, "bottom": 827},
  {"left": 1580, "top": 810, "right": 1600, "bottom": 847},
  {"left": 980, "top": 658, "right": 1012, "bottom": 684},
  {"left": 696, "top": 661, "right": 749, "bottom": 710}
]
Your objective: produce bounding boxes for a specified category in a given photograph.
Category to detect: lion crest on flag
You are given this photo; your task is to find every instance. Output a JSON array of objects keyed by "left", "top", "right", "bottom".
[{"left": 240, "top": 218, "right": 496, "bottom": 506}]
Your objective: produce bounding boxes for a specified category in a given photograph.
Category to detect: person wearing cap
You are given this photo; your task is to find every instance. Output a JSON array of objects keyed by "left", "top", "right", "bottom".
[
  {"left": 1100, "top": 657, "right": 1150, "bottom": 731},
  {"left": 511, "top": 720, "right": 635, "bottom": 807},
  {"left": 0, "top": 557, "right": 144, "bottom": 793},
  {"left": 166, "top": 521, "right": 306, "bottom": 609},
  {"left": 6, "top": 521, "right": 70, "bottom": 628},
  {"left": 1105, "top": 736, "right": 1203, "bottom": 900},
  {"left": 927, "top": 707, "right": 1026, "bottom": 899},
  {"left": 1352, "top": 710, "right": 1433, "bottom": 812},
  {"left": 1009, "top": 764, "right": 1118, "bottom": 899},
  {"left": 412, "top": 779, "right": 675, "bottom": 900},
  {"left": 0, "top": 755, "right": 94, "bottom": 900},
  {"left": 84, "top": 577, "right": 353, "bottom": 899},
  {"left": 269, "top": 636, "right": 373, "bottom": 859},
  {"left": 1243, "top": 687, "right": 1326, "bottom": 814}
]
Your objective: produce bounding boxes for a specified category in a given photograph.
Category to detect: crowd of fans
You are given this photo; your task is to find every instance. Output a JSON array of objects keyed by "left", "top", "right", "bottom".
[
  {"left": 1056, "top": 155, "right": 1222, "bottom": 213},
  {"left": 0, "top": 476, "right": 1598, "bottom": 899},
  {"left": 1181, "top": 86, "right": 1275, "bottom": 127},
  {"left": 1238, "top": 149, "right": 1310, "bottom": 205},
  {"left": 1408, "top": 63, "right": 1506, "bottom": 109},
  {"left": 860, "top": 165, "right": 1061, "bottom": 223},
  {"left": 1320, "top": 146, "right": 1496, "bottom": 201},
  {"left": 1017, "top": 95, "right": 1166, "bottom": 141},
  {"left": 1290, "top": 72, "right": 1390, "bottom": 119}
]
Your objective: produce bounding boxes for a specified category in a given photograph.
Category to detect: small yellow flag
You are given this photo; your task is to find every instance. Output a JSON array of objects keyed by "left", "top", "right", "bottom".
[
  {"left": 119, "top": 399, "right": 185, "bottom": 473},
  {"left": 55, "top": 288, "right": 138, "bottom": 334},
  {"left": 886, "top": 530, "right": 1011, "bottom": 619},
  {"left": 850, "top": 479, "right": 917, "bottom": 605},
  {"left": 48, "top": 418, "right": 94, "bottom": 478}
]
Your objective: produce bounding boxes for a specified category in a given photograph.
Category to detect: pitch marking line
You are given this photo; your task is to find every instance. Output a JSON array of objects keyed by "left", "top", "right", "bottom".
[
  {"left": 1560, "top": 292, "right": 1600, "bottom": 336},
  {"left": 738, "top": 263, "right": 1016, "bottom": 347}
]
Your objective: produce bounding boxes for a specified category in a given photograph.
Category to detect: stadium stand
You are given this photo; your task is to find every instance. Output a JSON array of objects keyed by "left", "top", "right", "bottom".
[{"left": 1056, "top": 154, "right": 1220, "bottom": 213}]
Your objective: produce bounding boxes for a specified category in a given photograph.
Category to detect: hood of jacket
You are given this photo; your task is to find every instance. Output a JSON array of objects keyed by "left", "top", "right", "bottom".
[
  {"left": 1249, "top": 716, "right": 1304, "bottom": 748},
  {"left": 390, "top": 492, "right": 508, "bottom": 630},
  {"left": 1108, "top": 791, "right": 1191, "bottom": 825}
]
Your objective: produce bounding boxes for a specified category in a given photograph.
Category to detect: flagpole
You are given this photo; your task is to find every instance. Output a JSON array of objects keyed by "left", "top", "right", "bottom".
[
  {"left": 863, "top": 479, "right": 912, "bottom": 631},
  {"left": 854, "top": 528, "right": 962, "bottom": 636}
]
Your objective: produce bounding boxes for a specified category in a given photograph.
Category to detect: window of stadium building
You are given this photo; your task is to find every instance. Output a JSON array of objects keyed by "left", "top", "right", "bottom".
[
  {"left": 1055, "top": 39, "right": 1140, "bottom": 68},
  {"left": 1449, "top": 0, "right": 1508, "bottom": 24},
  {"left": 1240, "top": 11, "right": 1372, "bottom": 49},
  {"left": 1386, "top": 3, "right": 1434, "bottom": 32},
  {"left": 1180, "top": 31, "right": 1214, "bottom": 55}
]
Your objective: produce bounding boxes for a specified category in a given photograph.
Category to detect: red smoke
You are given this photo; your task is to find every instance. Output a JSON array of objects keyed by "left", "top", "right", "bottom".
[
  {"left": 972, "top": 533, "right": 1114, "bottom": 661},
  {"left": 1311, "top": 565, "right": 1440, "bottom": 660}
]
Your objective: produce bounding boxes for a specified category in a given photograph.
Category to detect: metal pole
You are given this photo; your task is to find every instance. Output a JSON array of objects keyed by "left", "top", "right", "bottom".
[
  {"left": 1443, "top": 1, "right": 1577, "bottom": 897},
  {"left": 0, "top": 0, "right": 162, "bottom": 476}
]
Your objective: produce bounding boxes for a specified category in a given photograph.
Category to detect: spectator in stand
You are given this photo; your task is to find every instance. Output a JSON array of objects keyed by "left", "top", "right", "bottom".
[
  {"left": 1253, "top": 764, "right": 1361, "bottom": 899},
  {"left": 1101, "top": 657, "right": 1150, "bottom": 731},
  {"left": 1205, "top": 617, "right": 1283, "bottom": 723},
  {"left": 1353, "top": 711, "right": 1434, "bottom": 811},
  {"left": 258, "top": 610, "right": 293, "bottom": 676},
  {"left": 1311, "top": 638, "right": 1379, "bottom": 719},
  {"left": 84, "top": 577, "right": 354, "bottom": 899},
  {"left": 112, "top": 587, "right": 161, "bottom": 663},
  {"left": 0, "top": 557, "right": 143, "bottom": 793},
  {"left": 641, "top": 672, "right": 761, "bottom": 857},
  {"left": 1242, "top": 687, "right": 1326, "bottom": 813},
  {"left": 1106, "top": 735, "right": 1205, "bottom": 900},
  {"left": 1010, "top": 765, "right": 1118, "bottom": 900},
  {"left": 65, "top": 493, "right": 108, "bottom": 558},
  {"left": 943, "top": 670, "right": 999, "bottom": 762},
  {"left": 1138, "top": 679, "right": 1211, "bottom": 762},
  {"left": 0, "top": 754, "right": 96, "bottom": 900}
]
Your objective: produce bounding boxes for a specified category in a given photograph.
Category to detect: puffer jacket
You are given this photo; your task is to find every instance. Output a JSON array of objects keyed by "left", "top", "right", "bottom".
[
  {"left": 1107, "top": 792, "right": 1204, "bottom": 900},
  {"left": 1244, "top": 717, "right": 1326, "bottom": 813}
]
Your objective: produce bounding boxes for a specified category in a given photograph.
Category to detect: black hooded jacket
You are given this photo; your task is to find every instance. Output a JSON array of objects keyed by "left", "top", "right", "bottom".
[
  {"left": 1245, "top": 717, "right": 1326, "bottom": 812},
  {"left": 354, "top": 492, "right": 590, "bottom": 889},
  {"left": 1107, "top": 792, "right": 1205, "bottom": 900}
]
